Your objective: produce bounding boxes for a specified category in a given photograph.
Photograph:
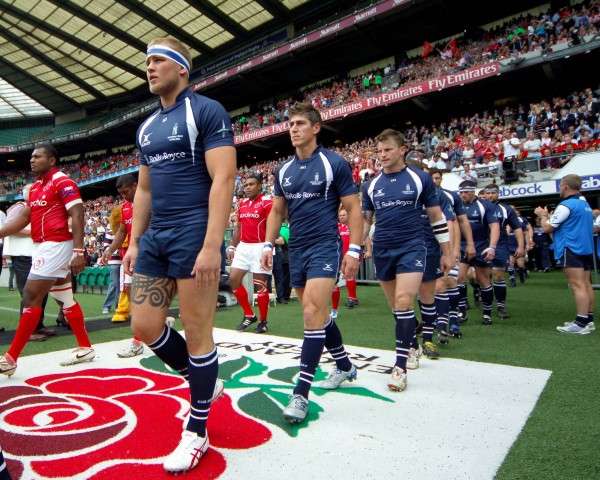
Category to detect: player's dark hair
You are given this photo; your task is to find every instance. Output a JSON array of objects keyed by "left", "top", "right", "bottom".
[
  {"left": 246, "top": 173, "right": 262, "bottom": 184},
  {"left": 289, "top": 103, "right": 322, "bottom": 125},
  {"left": 116, "top": 174, "right": 137, "bottom": 188},
  {"left": 36, "top": 143, "right": 59, "bottom": 163},
  {"left": 429, "top": 167, "right": 442, "bottom": 176},
  {"left": 375, "top": 129, "right": 405, "bottom": 147}
]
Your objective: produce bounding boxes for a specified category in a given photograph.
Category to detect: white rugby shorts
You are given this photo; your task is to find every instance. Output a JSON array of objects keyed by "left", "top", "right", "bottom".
[
  {"left": 29, "top": 240, "right": 73, "bottom": 279},
  {"left": 120, "top": 263, "right": 132, "bottom": 291},
  {"left": 231, "top": 242, "right": 272, "bottom": 274}
]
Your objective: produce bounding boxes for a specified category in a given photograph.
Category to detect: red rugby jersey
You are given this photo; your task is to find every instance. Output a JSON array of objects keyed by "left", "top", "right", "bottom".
[
  {"left": 28, "top": 168, "right": 82, "bottom": 243},
  {"left": 238, "top": 194, "right": 272, "bottom": 243}
]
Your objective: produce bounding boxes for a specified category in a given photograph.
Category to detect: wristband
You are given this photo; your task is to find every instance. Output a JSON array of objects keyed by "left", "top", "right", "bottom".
[
  {"left": 73, "top": 249, "right": 84, "bottom": 255},
  {"left": 263, "top": 242, "right": 273, "bottom": 251},
  {"left": 348, "top": 244, "right": 361, "bottom": 252},
  {"left": 346, "top": 250, "right": 360, "bottom": 259},
  {"left": 488, "top": 246, "right": 496, "bottom": 250},
  {"left": 227, "top": 245, "right": 236, "bottom": 252}
]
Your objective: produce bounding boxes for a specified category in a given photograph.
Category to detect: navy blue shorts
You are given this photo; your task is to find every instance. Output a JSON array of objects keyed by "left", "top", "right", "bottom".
[
  {"left": 460, "top": 243, "right": 491, "bottom": 268},
  {"left": 288, "top": 238, "right": 342, "bottom": 288},
  {"left": 492, "top": 246, "right": 510, "bottom": 269},
  {"left": 135, "top": 224, "right": 207, "bottom": 279},
  {"left": 507, "top": 239, "right": 518, "bottom": 253},
  {"left": 555, "top": 247, "right": 593, "bottom": 270},
  {"left": 423, "top": 248, "right": 443, "bottom": 282},
  {"left": 373, "top": 242, "right": 426, "bottom": 282}
]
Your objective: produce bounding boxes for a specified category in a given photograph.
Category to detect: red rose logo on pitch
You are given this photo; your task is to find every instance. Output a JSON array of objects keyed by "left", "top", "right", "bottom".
[
  {"left": 33, "top": 258, "right": 45, "bottom": 270},
  {"left": 0, "top": 368, "right": 271, "bottom": 479}
]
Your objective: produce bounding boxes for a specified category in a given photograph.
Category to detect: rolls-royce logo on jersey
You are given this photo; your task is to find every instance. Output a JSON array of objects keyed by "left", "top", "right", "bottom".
[
  {"left": 310, "top": 172, "right": 323, "bottom": 186},
  {"left": 402, "top": 184, "right": 415, "bottom": 195},
  {"left": 374, "top": 188, "right": 385, "bottom": 197},
  {"left": 283, "top": 177, "right": 292, "bottom": 187},
  {"left": 141, "top": 133, "right": 153, "bottom": 147}
]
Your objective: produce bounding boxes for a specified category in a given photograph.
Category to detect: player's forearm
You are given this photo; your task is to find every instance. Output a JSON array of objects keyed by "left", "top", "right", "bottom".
[
  {"left": 515, "top": 228, "right": 525, "bottom": 250},
  {"left": 69, "top": 204, "right": 85, "bottom": 249},
  {"left": 264, "top": 209, "right": 283, "bottom": 245},
  {"left": 0, "top": 215, "right": 30, "bottom": 239},
  {"left": 488, "top": 223, "right": 500, "bottom": 248},
  {"left": 458, "top": 214, "right": 475, "bottom": 246},
  {"left": 204, "top": 175, "right": 235, "bottom": 251},
  {"left": 131, "top": 188, "right": 151, "bottom": 245},
  {"left": 347, "top": 204, "right": 364, "bottom": 247}
]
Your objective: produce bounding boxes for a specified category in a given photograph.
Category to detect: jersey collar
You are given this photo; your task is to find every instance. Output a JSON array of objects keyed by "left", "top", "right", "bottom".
[{"left": 38, "top": 167, "right": 59, "bottom": 183}]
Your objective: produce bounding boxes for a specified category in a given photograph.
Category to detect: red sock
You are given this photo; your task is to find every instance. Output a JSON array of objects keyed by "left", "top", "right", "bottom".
[
  {"left": 257, "top": 289, "right": 270, "bottom": 321},
  {"left": 332, "top": 287, "right": 340, "bottom": 310},
  {"left": 7, "top": 307, "right": 43, "bottom": 361},
  {"left": 233, "top": 286, "right": 255, "bottom": 317},
  {"left": 63, "top": 302, "right": 92, "bottom": 348},
  {"left": 347, "top": 278, "right": 357, "bottom": 300}
]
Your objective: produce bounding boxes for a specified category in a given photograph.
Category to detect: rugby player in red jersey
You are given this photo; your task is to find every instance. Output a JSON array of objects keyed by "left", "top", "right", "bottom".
[{"left": 1, "top": 144, "right": 94, "bottom": 377}]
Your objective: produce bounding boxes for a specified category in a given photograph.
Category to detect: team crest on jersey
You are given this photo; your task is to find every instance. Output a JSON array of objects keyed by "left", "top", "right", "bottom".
[
  {"left": 33, "top": 258, "right": 45, "bottom": 270},
  {"left": 141, "top": 133, "right": 153, "bottom": 147},
  {"left": 218, "top": 120, "right": 232, "bottom": 138},
  {"left": 374, "top": 188, "right": 385, "bottom": 197},
  {"left": 310, "top": 173, "right": 323, "bottom": 186},
  {"left": 168, "top": 123, "right": 183, "bottom": 142},
  {"left": 42, "top": 182, "right": 52, "bottom": 192},
  {"left": 402, "top": 184, "right": 414, "bottom": 195},
  {"left": 283, "top": 177, "right": 292, "bottom": 187}
]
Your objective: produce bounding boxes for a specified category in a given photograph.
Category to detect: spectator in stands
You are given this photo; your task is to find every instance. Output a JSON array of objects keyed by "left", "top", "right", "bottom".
[
  {"left": 460, "top": 163, "right": 478, "bottom": 184},
  {"left": 523, "top": 131, "right": 542, "bottom": 158}
]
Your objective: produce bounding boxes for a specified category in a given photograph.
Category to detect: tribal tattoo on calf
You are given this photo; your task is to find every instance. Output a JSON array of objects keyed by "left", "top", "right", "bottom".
[{"left": 131, "top": 275, "right": 177, "bottom": 308}]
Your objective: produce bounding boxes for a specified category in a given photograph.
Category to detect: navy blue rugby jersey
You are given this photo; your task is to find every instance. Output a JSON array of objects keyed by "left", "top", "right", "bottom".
[
  {"left": 440, "top": 188, "right": 467, "bottom": 217},
  {"left": 273, "top": 145, "right": 357, "bottom": 248},
  {"left": 460, "top": 198, "right": 499, "bottom": 249},
  {"left": 137, "top": 88, "right": 234, "bottom": 228},
  {"left": 362, "top": 166, "right": 439, "bottom": 249},
  {"left": 494, "top": 202, "right": 523, "bottom": 248}
]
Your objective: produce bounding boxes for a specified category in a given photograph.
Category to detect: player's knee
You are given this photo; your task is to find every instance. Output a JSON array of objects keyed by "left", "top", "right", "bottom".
[
  {"left": 394, "top": 294, "right": 414, "bottom": 311},
  {"left": 254, "top": 279, "right": 268, "bottom": 293}
]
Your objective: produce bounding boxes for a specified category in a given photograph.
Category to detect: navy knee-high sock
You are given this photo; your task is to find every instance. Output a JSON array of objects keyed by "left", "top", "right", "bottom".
[
  {"left": 480, "top": 285, "right": 493, "bottom": 317},
  {"left": 493, "top": 280, "right": 507, "bottom": 310},
  {"left": 394, "top": 310, "right": 416, "bottom": 371},
  {"left": 186, "top": 348, "right": 219, "bottom": 437},
  {"left": 435, "top": 293, "right": 449, "bottom": 334},
  {"left": 294, "top": 329, "right": 326, "bottom": 399},
  {"left": 324, "top": 317, "right": 352, "bottom": 371},
  {"left": 147, "top": 325, "right": 190, "bottom": 380}
]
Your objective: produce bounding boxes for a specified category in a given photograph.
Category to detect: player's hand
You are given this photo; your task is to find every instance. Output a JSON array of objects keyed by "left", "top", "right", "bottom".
[
  {"left": 123, "top": 244, "right": 138, "bottom": 276},
  {"left": 260, "top": 250, "right": 273, "bottom": 272},
  {"left": 364, "top": 250, "right": 372, "bottom": 260},
  {"left": 514, "top": 246, "right": 525, "bottom": 259},
  {"left": 482, "top": 247, "right": 496, "bottom": 261},
  {"left": 465, "top": 243, "right": 476, "bottom": 261},
  {"left": 440, "top": 253, "right": 454, "bottom": 274},
  {"left": 69, "top": 255, "right": 86, "bottom": 275},
  {"left": 341, "top": 254, "right": 359, "bottom": 279},
  {"left": 226, "top": 249, "right": 235, "bottom": 263},
  {"left": 192, "top": 246, "right": 221, "bottom": 289},
  {"left": 527, "top": 241, "right": 535, "bottom": 251},
  {"left": 101, "top": 250, "right": 110, "bottom": 265}
]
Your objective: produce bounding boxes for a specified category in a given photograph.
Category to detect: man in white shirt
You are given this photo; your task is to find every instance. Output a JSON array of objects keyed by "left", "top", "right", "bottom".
[{"left": 523, "top": 132, "right": 542, "bottom": 159}]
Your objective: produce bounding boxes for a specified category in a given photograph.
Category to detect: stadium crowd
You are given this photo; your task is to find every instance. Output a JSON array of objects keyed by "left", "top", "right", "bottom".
[{"left": 2, "top": 80, "right": 599, "bottom": 199}]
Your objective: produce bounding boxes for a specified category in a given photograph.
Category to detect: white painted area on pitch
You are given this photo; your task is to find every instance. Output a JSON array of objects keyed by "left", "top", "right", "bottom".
[{"left": 4, "top": 328, "right": 551, "bottom": 480}]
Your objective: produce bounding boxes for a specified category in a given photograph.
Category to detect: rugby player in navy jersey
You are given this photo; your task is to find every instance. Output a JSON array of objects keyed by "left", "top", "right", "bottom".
[
  {"left": 122, "top": 38, "right": 235, "bottom": 474},
  {"left": 456, "top": 181, "right": 500, "bottom": 326},
  {"left": 484, "top": 185, "right": 524, "bottom": 319},
  {"left": 362, "top": 130, "right": 453, "bottom": 392},
  {"left": 509, "top": 204, "right": 533, "bottom": 285},
  {"left": 403, "top": 162, "right": 455, "bottom": 363},
  {"left": 260, "top": 103, "right": 361, "bottom": 424},
  {"left": 430, "top": 168, "right": 475, "bottom": 340}
]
